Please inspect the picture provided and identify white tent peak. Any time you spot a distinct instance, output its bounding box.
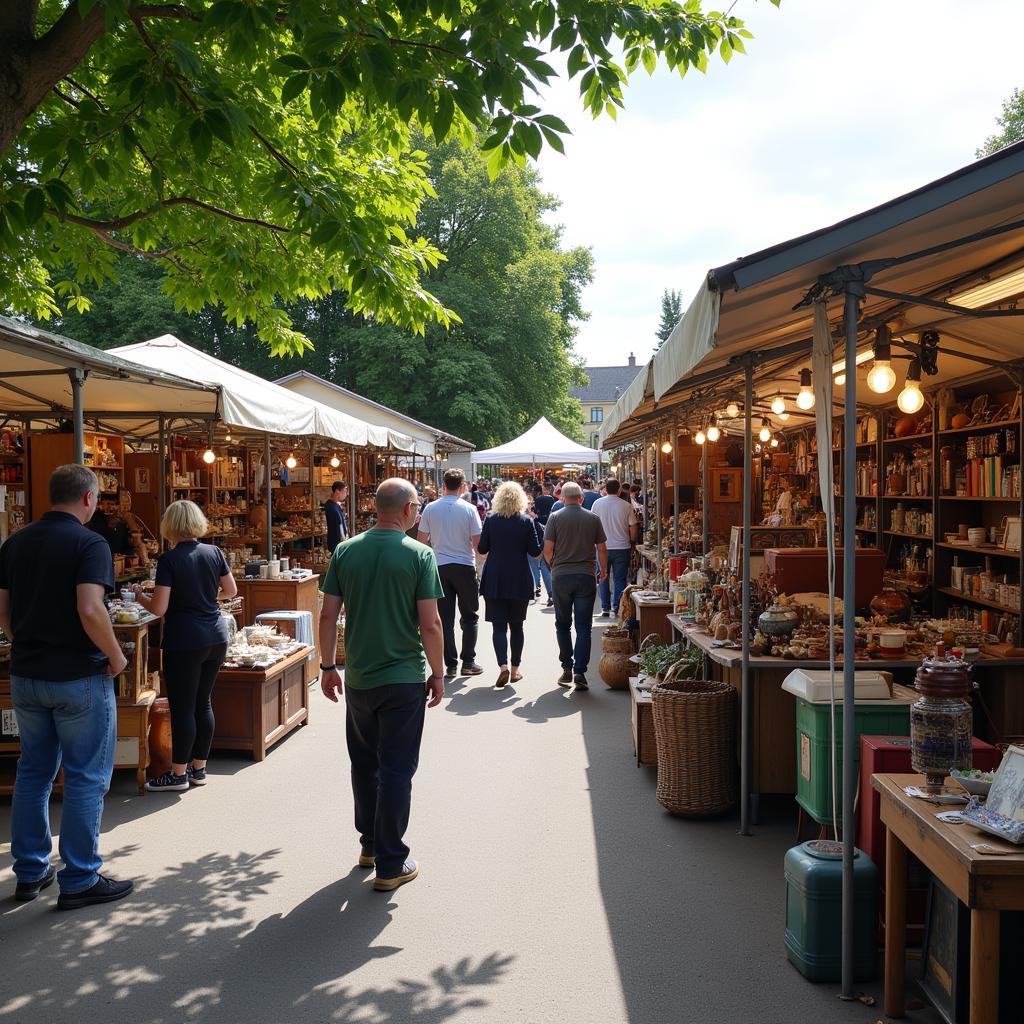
[472,417,599,465]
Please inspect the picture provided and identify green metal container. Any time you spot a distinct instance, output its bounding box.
[784,840,878,982]
[795,696,911,825]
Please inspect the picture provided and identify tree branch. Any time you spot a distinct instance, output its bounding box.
[62,195,291,233]
[0,0,39,42]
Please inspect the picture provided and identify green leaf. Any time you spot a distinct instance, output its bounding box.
[567,44,588,76]
[281,73,309,105]
[23,188,47,225]
[273,53,312,74]
[534,113,569,133]
[204,108,234,146]
[539,125,565,154]
[188,119,213,163]
[169,40,202,77]
[431,91,455,140]
[642,47,657,75]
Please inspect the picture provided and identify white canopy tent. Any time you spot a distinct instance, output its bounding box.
[471,417,599,465]
[111,336,396,449]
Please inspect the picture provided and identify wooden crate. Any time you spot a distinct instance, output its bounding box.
[629,678,657,767]
[113,616,155,705]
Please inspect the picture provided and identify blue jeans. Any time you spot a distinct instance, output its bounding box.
[599,548,631,614]
[10,674,116,893]
[530,555,553,599]
[553,573,597,674]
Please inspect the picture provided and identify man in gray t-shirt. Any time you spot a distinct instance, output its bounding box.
[543,482,608,690]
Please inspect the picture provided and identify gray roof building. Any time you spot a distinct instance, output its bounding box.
[570,353,642,405]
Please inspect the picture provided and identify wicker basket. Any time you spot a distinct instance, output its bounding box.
[652,672,737,817]
[336,619,346,666]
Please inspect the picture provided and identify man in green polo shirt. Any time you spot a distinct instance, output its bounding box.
[318,478,444,892]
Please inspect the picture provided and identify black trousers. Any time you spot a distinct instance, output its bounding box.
[162,642,228,764]
[438,563,479,669]
[345,684,426,877]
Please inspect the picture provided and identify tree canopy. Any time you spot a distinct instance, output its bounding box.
[655,287,683,348]
[48,135,591,448]
[1,0,777,353]
[977,87,1024,158]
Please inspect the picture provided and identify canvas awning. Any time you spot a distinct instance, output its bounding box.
[602,139,1024,446]
[472,417,599,464]
[111,336,391,448]
[0,316,218,435]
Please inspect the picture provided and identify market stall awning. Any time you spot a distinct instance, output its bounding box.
[0,316,218,433]
[111,336,390,448]
[472,417,599,464]
[274,370,474,457]
[603,139,1024,445]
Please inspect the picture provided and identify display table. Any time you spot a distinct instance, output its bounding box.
[211,646,311,760]
[628,677,656,767]
[634,594,674,645]
[235,575,321,658]
[873,773,1024,1024]
[116,688,156,794]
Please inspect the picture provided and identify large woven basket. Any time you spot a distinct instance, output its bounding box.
[652,673,737,817]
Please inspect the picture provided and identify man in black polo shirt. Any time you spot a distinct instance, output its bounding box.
[0,465,134,909]
[324,480,349,551]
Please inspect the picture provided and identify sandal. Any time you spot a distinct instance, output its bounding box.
[510,669,523,683]
[496,668,510,688]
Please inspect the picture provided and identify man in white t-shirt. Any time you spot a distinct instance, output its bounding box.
[418,468,484,679]
[591,478,637,618]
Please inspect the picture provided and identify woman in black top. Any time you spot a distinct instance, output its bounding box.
[133,501,237,792]
[476,482,541,688]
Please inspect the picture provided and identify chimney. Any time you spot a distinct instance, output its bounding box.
[628,352,636,368]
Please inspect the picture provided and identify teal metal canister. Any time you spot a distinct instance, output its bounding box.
[784,840,878,982]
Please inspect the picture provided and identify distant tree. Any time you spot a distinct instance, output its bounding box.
[977,87,1024,157]
[655,288,683,349]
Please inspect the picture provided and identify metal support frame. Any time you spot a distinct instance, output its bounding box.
[655,428,663,583]
[841,286,861,999]
[157,415,167,525]
[702,441,710,554]
[740,361,753,835]
[672,419,680,555]
[69,369,85,465]
[309,437,316,552]
[350,447,358,533]
[264,434,273,561]
[641,435,649,557]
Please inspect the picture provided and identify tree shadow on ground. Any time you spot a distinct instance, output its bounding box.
[0,845,513,1024]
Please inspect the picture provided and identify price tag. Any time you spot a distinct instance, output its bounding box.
[2,708,19,738]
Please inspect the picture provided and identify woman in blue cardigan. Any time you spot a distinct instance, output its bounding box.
[477,482,542,687]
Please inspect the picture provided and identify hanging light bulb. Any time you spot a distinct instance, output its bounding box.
[660,440,673,455]
[755,442,763,453]
[726,401,739,418]
[770,392,786,415]
[694,429,706,446]
[224,431,232,443]
[286,452,298,470]
[330,453,341,469]
[770,433,780,448]
[706,415,720,443]
[835,373,846,387]
[758,418,772,444]
[796,368,815,410]
[897,358,925,414]
[202,448,216,465]
[866,325,897,394]
[778,411,791,422]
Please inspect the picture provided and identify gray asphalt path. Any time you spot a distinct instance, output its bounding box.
[0,601,938,1024]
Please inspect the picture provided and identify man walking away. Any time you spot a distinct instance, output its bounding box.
[0,465,133,909]
[544,482,608,690]
[319,478,445,892]
[324,480,349,550]
[592,479,637,619]
[418,468,483,679]
[579,476,601,510]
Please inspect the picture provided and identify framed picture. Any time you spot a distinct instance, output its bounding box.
[1002,516,1021,553]
[134,467,150,493]
[713,468,742,502]
[986,743,1024,822]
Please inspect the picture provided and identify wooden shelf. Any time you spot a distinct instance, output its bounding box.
[936,542,1021,559]
[883,494,932,501]
[855,526,877,534]
[884,432,933,444]
[936,586,1020,615]
[939,418,1020,437]
[884,530,933,540]
[940,495,1020,502]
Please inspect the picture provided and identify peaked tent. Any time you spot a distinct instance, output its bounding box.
[471,417,599,465]
[111,335,396,449]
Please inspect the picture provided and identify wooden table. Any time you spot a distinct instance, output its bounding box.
[872,773,1024,1023]
[633,594,674,645]
[115,688,156,794]
[211,646,311,761]
[628,677,656,767]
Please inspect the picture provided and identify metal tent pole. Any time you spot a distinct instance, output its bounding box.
[740,361,754,835]
[309,437,316,552]
[69,369,85,465]
[672,419,680,555]
[702,441,710,554]
[641,435,649,554]
[841,287,861,998]
[158,415,167,522]
[350,447,358,533]
[264,435,273,561]
[655,427,663,584]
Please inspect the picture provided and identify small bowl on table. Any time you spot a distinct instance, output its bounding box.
[950,769,994,798]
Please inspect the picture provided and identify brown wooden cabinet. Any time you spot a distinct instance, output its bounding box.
[211,647,311,760]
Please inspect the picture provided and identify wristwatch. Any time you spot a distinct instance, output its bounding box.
[320,663,337,672]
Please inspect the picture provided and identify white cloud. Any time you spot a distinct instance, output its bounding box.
[538,0,1024,367]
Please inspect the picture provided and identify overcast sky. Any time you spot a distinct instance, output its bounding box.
[535,0,1024,369]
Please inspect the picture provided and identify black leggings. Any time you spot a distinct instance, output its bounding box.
[491,621,525,667]
[162,642,228,764]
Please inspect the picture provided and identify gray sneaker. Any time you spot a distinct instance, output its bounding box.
[557,668,573,687]
[573,674,589,690]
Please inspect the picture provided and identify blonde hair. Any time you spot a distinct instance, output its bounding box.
[492,481,528,518]
[161,499,209,542]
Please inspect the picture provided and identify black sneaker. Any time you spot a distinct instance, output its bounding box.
[145,770,188,793]
[573,674,589,690]
[600,610,611,618]
[534,588,541,598]
[187,764,207,787]
[443,666,457,681]
[557,668,573,687]
[57,874,134,911]
[15,865,56,902]
[461,662,484,676]
[546,598,554,607]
